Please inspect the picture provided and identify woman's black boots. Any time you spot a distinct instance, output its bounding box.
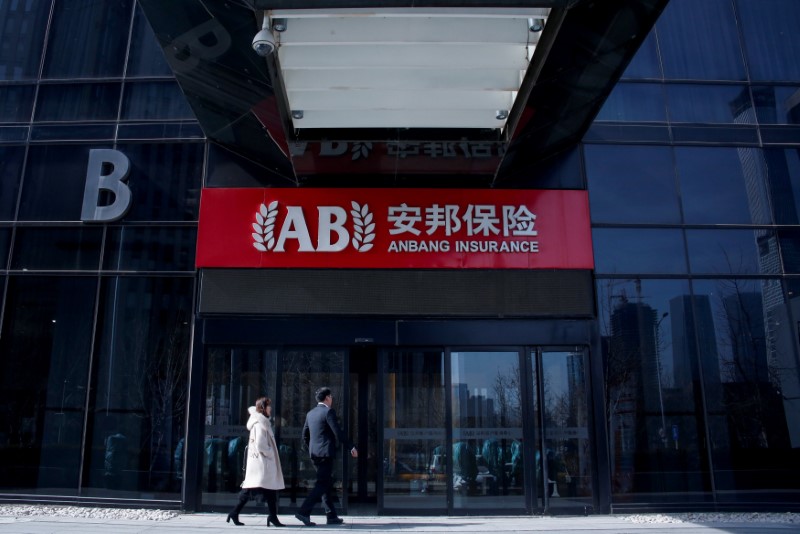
[265,490,285,527]
[226,492,248,526]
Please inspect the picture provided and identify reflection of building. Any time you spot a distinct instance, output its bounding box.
[670,295,720,392]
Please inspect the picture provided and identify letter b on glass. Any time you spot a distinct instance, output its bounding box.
[81,149,132,222]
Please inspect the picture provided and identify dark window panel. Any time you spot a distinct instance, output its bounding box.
[585,145,680,224]
[0,145,25,220]
[0,228,10,268]
[597,278,712,500]
[596,83,667,122]
[0,126,29,142]
[686,229,780,275]
[18,144,111,221]
[670,125,759,144]
[0,0,51,80]
[30,124,116,141]
[763,148,800,225]
[691,278,797,494]
[592,228,688,274]
[778,229,800,274]
[126,3,173,77]
[121,81,194,120]
[752,86,800,125]
[11,227,103,271]
[35,83,122,122]
[583,124,672,144]
[117,122,204,140]
[43,0,134,79]
[118,142,203,222]
[657,0,745,80]
[206,142,295,188]
[0,85,36,122]
[621,29,662,80]
[760,127,800,145]
[498,146,583,189]
[666,85,754,124]
[737,0,800,82]
[81,276,192,498]
[103,226,197,271]
[0,276,96,494]
[676,147,771,224]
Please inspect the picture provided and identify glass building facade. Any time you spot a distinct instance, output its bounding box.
[0,0,798,515]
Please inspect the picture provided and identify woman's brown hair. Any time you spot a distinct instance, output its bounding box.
[255,396,271,414]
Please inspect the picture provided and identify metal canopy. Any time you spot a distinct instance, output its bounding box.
[137,0,669,184]
[270,8,550,130]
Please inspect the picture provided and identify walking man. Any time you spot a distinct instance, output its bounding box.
[295,387,357,526]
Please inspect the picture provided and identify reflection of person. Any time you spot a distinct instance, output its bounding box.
[104,429,128,489]
[295,387,357,526]
[226,397,286,527]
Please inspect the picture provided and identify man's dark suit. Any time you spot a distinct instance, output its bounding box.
[298,403,352,518]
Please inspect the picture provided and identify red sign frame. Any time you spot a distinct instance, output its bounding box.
[196,188,594,270]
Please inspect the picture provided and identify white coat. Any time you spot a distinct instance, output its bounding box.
[241,406,285,490]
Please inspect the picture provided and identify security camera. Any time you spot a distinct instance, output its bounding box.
[252,27,276,56]
[528,18,545,32]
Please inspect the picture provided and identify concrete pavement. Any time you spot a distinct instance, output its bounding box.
[0,512,798,534]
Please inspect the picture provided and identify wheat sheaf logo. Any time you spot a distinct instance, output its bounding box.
[350,201,375,252]
[251,200,376,253]
[252,201,278,252]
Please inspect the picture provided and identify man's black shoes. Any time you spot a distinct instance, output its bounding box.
[326,516,344,525]
[294,513,316,526]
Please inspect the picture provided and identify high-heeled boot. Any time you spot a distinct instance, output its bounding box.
[226,491,248,526]
[265,490,285,527]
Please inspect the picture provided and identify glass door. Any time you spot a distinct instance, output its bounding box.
[539,348,593,511]
[381,350,447,512]
[450,351,527,513]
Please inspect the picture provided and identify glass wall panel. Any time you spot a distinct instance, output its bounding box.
[11,227,102,271]
[657,0,745,80]
[592,228,687,274]
[595,83,666,122]
[43,0,134,79]
[0,85,36,122]
[118,142,203,222]
[691,279,800,500]
[763,148,800,225]
[127,3,173,77]
[82,276,192,499]
[585,145,680,224]
[383,351,446,510]
[279,349,345,513]
[0,276,96,495]
[0,228,9,268]
[597,278,712,503]
[541,349,592,509]
[675,147,772,225]
[621,30,661,80]
[0,146,24,220]
[737,0,800,82]
[778,229,800,274]
[35,83,122,122]
[0,0,52,80]
[450,351,525,512]
[121,82,195,120]
[201,348,279,507]
[752,86,800,125]
[686,229,781,275]
[666,85,754,124]
[103,226,197,271]
[18,144,111,221]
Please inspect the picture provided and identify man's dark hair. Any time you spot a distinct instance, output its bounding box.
[315,387,332,403]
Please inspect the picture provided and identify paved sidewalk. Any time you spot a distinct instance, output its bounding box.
[0,513,798,534]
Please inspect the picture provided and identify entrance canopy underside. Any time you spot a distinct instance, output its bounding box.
[138,0,668,184]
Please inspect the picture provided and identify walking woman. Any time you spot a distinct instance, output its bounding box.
[226,396,285,527]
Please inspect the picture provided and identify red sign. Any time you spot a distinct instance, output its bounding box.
[196,188,594,269]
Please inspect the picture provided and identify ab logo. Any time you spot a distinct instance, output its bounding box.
[252,201,375,253]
